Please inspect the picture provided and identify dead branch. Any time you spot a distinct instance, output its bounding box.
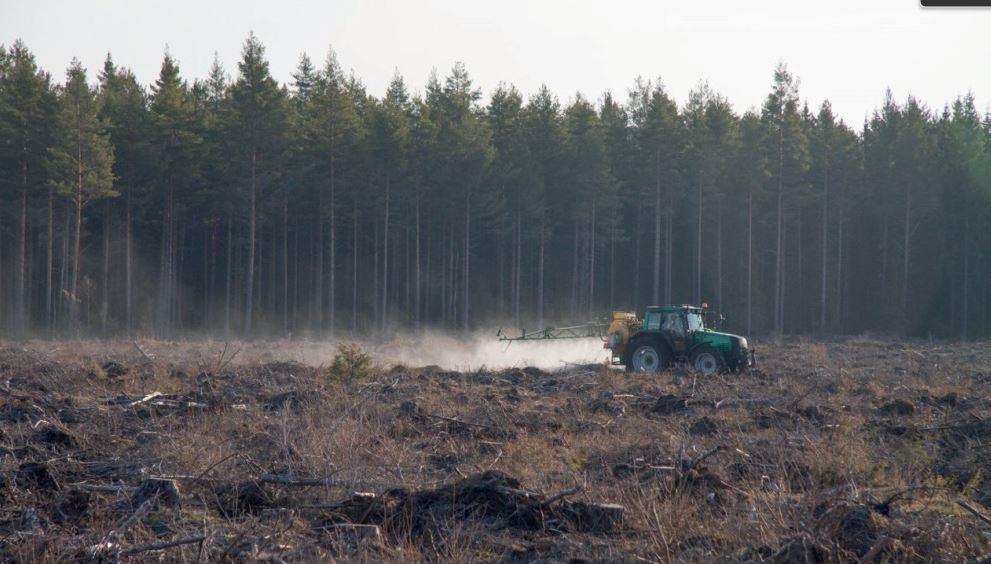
[121,535,207,556]
[113,499,154,535]
[260,474,345,487]
[132,341,155,363]
[421,411,502,431]
[685,445,724,473]
[75,483,137,494]
[129,391,163,407]
[956,499,991,527]
[715,397,774,409]
[260,473,391,492]
[216,343,242,373]
[857,536,899,564]
[537,486,582,509]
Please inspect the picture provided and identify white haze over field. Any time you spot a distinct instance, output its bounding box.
[26,331,612,372]
[367,332,610,371]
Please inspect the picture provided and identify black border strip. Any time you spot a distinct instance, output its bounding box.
[922,0,991,5]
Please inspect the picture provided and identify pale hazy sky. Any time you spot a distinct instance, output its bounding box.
[2,0,988,125]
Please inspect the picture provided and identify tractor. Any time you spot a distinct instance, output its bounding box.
[497,304,754,375]
[605,305,754,374]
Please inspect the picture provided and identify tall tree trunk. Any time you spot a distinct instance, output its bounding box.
[292,220,300,331]
[633,205,641,308]
[962,206,969,337]
[716,199,722,313]
[589,201,596,319]
[571,219,579,316]
[283,198,289,334]
[820,158,829,333]
[880,215,889,319]
[835,180,844,333]
[314,181,324,331]
[329,163,336,336]
[101,201,110,334]
[902,184,911,321]
[46,186,54,333]
[653,150,661,304]
[352,201,358,334]
[15,161,27,333]
[206,224,214,329]
[774,127,784,336]
[695,178,702,305]
[797,213,804,330]
[382,175,390,331]
[71,187,82,333]
[225,210,233,336]
[609,224,615,309]
[59,201,71,331]
[537,212,545,329]
[514,208,521,326]
[373,216,380,327]
[415,194,421,330]
[158,183,173,336]
[125,184,133,335]
[747,188,753,335]
[464,189,470,330]
[665,192,673,304]
[440,225,446,323]
[244,151,257,335]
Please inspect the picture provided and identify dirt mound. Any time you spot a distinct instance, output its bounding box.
[315,471,623,537]
[878,399,915,416]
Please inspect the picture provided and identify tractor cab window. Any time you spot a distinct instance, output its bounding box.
[662,313,685,337]
[644,312,662,330]
[686,312,704,332]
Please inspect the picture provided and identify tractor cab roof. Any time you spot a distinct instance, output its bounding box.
[645,305,703,313]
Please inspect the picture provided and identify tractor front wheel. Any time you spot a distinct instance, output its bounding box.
[691,346,725,376]
[629,344,668,373]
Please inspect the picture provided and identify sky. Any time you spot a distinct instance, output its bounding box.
[1,0,989,125]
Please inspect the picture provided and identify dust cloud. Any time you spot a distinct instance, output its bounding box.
[367,331,611,371]
[19,330,611,372]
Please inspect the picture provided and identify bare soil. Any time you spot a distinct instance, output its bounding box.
[1,337,990,562]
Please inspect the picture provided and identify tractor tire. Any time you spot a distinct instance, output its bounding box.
[691,346,725,376]
[628,342,670,373]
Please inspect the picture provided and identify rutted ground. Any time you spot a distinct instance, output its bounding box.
[0,338,990,561]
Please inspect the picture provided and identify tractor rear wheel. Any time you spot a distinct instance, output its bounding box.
[691,346,725,376]
[629,343,669,373]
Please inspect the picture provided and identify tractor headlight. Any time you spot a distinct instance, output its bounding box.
[738,338,748,350]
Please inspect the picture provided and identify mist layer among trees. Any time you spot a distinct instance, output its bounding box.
[0,34,989,339]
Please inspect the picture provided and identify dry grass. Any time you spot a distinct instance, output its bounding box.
[0,337,990,561]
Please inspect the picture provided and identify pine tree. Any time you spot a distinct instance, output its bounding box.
[599,91,631,311]
[98,55,152,335]
[228,32,288,335]
[307,47,360,334]
[761,62,809,336]
[520,86,564,327]
[149,51,203,335]
[629,78,681,307]
[48,59,116,332]
[487,83,528,324]
[733,111,769,334]
[564,93,616,318]
[0,40,56,333]
[683,83,737,310]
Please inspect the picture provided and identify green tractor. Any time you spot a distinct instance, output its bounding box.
[497,304,754,375]
[604,305,754,374]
